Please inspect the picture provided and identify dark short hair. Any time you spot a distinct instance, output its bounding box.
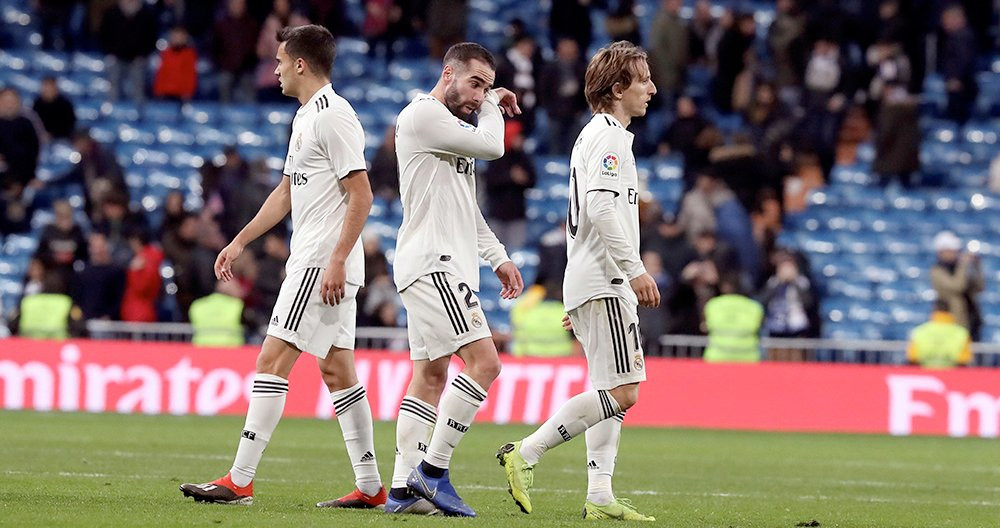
[443,42,496,71]
[277,24,336,78]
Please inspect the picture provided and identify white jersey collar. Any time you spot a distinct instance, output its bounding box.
[297,83,334,115]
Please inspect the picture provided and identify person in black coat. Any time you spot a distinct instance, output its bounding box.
[485,121,536,250]
[0,88,40,192]
[32,78,76,140]
[72,233,126,321]
[939,5,978,124]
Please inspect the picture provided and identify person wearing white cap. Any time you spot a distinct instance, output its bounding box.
[930,230,984,340]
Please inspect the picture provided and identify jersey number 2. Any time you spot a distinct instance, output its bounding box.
[457,282,479,309]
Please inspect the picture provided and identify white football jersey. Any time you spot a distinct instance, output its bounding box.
[563,113,641,310]
[282,84,367,285]
[393,91,510,292]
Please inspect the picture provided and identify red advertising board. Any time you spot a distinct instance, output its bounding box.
[0,339,997,438]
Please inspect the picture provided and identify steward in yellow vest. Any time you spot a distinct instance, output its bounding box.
[703,287,764,363]
[18,292,75,339]
[907,308,972,368]
[189,285,245,347]
[511,285,573,357]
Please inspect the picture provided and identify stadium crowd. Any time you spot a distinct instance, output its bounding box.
[0,0,996,355]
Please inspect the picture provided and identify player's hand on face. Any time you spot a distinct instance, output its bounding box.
[492,87,521,117]
[495,261,524,299]
[214,242,244,282]
[562,314,573,331]
[321,261,347,305]
[630,273,661,308]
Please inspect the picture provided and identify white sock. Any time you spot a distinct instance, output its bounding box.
[391,396,436,489]
[423,373,487,469]
[330,383,382,496]
[585,412,624,505]
[230,373,288,487]
[519,390,621,466]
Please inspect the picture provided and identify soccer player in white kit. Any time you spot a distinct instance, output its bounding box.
[497,41,660,521]
[180,25,387,509]
[383,42,524,517]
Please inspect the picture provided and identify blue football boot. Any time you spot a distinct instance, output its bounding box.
[406,465,476,517]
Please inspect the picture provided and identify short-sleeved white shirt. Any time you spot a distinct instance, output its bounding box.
[282,84,367,285]
[563,113,641,310]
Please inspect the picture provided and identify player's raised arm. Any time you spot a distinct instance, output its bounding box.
[216,177,291,281]
[412,89,505,160]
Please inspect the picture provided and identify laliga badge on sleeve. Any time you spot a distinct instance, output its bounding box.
[600,152,620,181]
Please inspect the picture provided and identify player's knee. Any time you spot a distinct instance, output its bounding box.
[469,356,501,385]
[419,367,449,394]
[609,384,640,411]
[318,364,345,391]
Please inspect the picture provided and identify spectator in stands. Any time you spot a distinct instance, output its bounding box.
[66,129,125,220]
[534,223,568,293]
[486,121,536,250]
[766,0,806,97]
[99,0,158,102]
[873,84,920,188]
[605,0,642,46]
[495,34,539,134]
[866,38,910,107]
[931,231,984,341]
[939,4,978,124]
[800,37,847,178]
[249,229,288,333]
[703,277,763,362]
[659,96,707,161]
[907,300,972,368]
[201,145,249,203]
[32,78,77,140]
[648,0,688,106]
[368,125,399,200]
[362,0,402,65]
[120,228,162,322]
[36,0,80,51]
[153,26,198,102]
[538,36,587,154]
[72,233,125,321]
[159,190,188,239]
[255,0,310,101]
[713,12,755,113]
[549,0,593,55]
[23,258,50,298]
[637,251,670,353]
[188,215,228,301]
[686,0,714,64]
[162,213,198,316]
[0,88,41,192]
[642,212,696,283]
[93,192,145,267]
[35,200,87,288]
[710,132,771,215]
[743,83,796,165]
[0,184,31,236]
[759,250,815,361]
[213,0,261,103]
[426,0,467,59]
[357,231,401,327]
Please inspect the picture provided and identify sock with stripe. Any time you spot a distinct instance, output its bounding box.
[391,396,437,490]
[330,383,382,496]
[230,373,288,487]
[518,389,621,466]
[423,373,488,470]
[585,411,624,506]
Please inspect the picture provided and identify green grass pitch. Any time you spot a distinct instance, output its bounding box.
[1,411,997,527]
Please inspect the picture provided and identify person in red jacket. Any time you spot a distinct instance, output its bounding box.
[153,26,198,101]
[121,229,163,322]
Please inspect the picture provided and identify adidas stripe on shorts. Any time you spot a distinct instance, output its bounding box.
[400,271,492,361]
[267,266,360,358]
[568,296,647,390]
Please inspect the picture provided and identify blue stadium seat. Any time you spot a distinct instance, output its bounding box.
[116,123,157,145]
[182,101,221,125]
[143,100,182,124]
[3,234,38,257]
[220,104,259,127]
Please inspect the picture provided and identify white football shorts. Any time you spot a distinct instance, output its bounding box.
[568,296,647,390]
[267,266,359,358]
